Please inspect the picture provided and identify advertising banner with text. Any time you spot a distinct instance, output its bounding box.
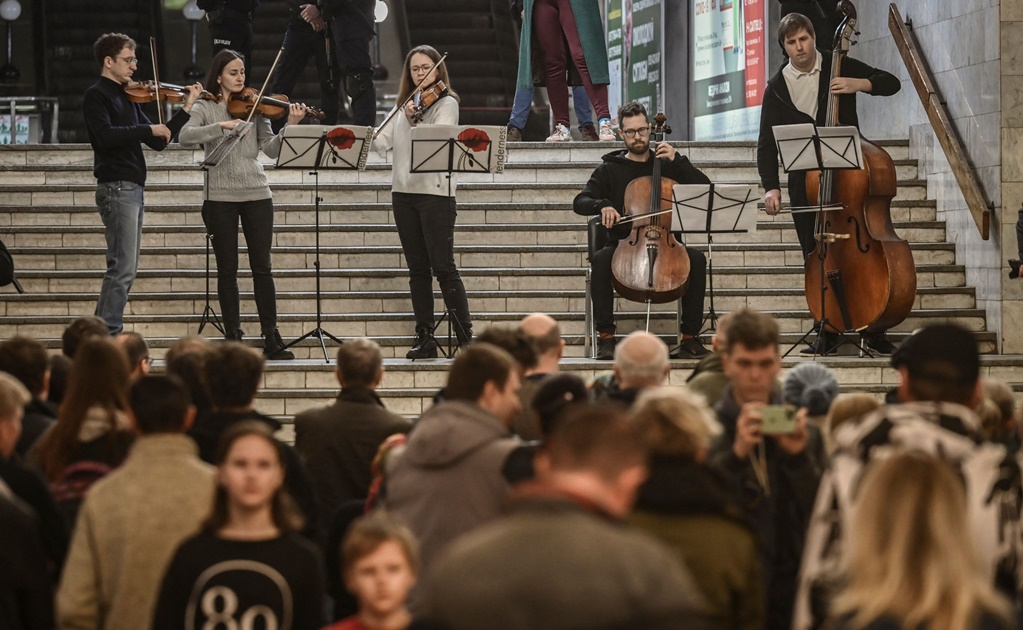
[606,0,665,121]
[692,0,767,140]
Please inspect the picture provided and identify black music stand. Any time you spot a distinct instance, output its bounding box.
[196,122,254,335]
[671,183,759,337]
[773,122,864,358]
[408,124,508,359]
[276,124,373,362]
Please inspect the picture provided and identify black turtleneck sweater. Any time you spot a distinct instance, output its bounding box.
[82,76,191,186]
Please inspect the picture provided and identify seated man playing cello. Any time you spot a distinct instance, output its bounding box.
[574,101,712,361]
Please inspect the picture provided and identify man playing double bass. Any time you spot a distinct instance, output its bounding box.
[575,102,712,361]
[758,12,901,355]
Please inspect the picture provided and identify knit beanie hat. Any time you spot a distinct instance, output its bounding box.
[783,362,840,416]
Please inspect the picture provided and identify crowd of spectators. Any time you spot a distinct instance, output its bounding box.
[1,309,1022,630]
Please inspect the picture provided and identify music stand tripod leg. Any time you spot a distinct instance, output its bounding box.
[281,164,344,363]
[699,235,719,336]
[197,232,224,335]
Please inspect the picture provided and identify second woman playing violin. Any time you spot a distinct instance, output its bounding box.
[374,45,474,358]
[179,48,308,360]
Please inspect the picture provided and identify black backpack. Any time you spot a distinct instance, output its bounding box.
[0,239,23,293]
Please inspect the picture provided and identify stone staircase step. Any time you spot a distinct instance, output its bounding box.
[0,261,968,296]
[3,241,957,271]
[0,285,975,319]
[0,140,912,167]
[0,198,942,228]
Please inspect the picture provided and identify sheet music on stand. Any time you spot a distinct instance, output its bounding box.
[276,125,374,170]
[773,123,863,172]
[671,184,759,234]
[200,121,254,169]
[410,125,508,174]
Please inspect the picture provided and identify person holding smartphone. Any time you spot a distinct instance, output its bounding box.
[707,308,827,630]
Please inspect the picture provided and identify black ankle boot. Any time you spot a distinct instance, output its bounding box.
[224,328,244,342]
[456,325,473,350]
[406,326,438,359]
[262,328,295,360]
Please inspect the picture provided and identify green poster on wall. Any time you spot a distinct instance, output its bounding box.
[606,0,663,121]
[623,0,663,115]
[605,0,625,122]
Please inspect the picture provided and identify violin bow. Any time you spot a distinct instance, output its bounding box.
[375,52,449,135]
[245,47,286,125]
[149,37,164,125]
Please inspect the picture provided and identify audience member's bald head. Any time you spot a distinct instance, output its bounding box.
[614,331,670,389]
[518,313,563,374]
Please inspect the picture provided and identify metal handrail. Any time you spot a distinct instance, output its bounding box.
[888,3,991,240]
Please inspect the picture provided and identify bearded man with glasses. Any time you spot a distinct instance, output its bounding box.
[574,101,713,361]
[83,33,201,334]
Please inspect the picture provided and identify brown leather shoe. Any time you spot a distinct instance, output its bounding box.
[507,126,523,142]
[579,124,598,141]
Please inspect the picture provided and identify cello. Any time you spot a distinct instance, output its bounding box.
[804,0,915,334]
[611,113,691,304]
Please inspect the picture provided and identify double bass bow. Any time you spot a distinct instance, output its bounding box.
[611,113,691,304]
[804,0,915,334]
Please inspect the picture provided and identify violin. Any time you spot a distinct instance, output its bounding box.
[610,113,691,304]
[124,80,215,104]
[411,81,449,124]
[804,0,915,333]
[226,87,326,121]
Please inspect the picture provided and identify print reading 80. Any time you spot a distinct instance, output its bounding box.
[202,586,278,630]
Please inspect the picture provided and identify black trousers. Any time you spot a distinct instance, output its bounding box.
[271,26,340,132]
[202,199,278,332]
[591,242,707,336]
[392,192,472,338]
[209,10,254,78]
[788,171,819,258]
[330,5,376,126]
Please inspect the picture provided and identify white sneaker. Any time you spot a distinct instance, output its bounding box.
[545,123,572,142]
[598,118,615,141]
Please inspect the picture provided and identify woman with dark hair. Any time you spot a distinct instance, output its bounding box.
[179,48,307,360]
[153,421,325,630]
[374,45,473,359]
[31,337,134,528]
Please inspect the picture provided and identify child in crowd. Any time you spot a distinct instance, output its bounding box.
[327,511,418,630]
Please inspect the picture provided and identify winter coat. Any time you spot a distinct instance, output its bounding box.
[424,482,707,630]
[56,435,215,630]
[294,387,411,524]
[385,400,519,607]
[631,457,765,630]
[516,0,610,89]
[710,384,826,630]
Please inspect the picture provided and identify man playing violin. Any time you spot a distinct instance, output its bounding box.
[574,101,712,361]
[757,12,900,355]
[83,33,202,334]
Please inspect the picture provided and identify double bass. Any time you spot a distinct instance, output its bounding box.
[804,0,915,334]
[611,113,690,303]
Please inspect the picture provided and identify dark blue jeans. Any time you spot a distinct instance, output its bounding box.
[202,198,278,333]
[509,85,594,131]
[271,26,340,132]
[94,181,145,334]
[391,192,472,338]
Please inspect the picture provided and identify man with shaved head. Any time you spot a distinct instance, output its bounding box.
[512,314,566,440]
[610,331,671,406]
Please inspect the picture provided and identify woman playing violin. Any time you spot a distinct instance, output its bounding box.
[373,45,474,358]
[179,49,309,360]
